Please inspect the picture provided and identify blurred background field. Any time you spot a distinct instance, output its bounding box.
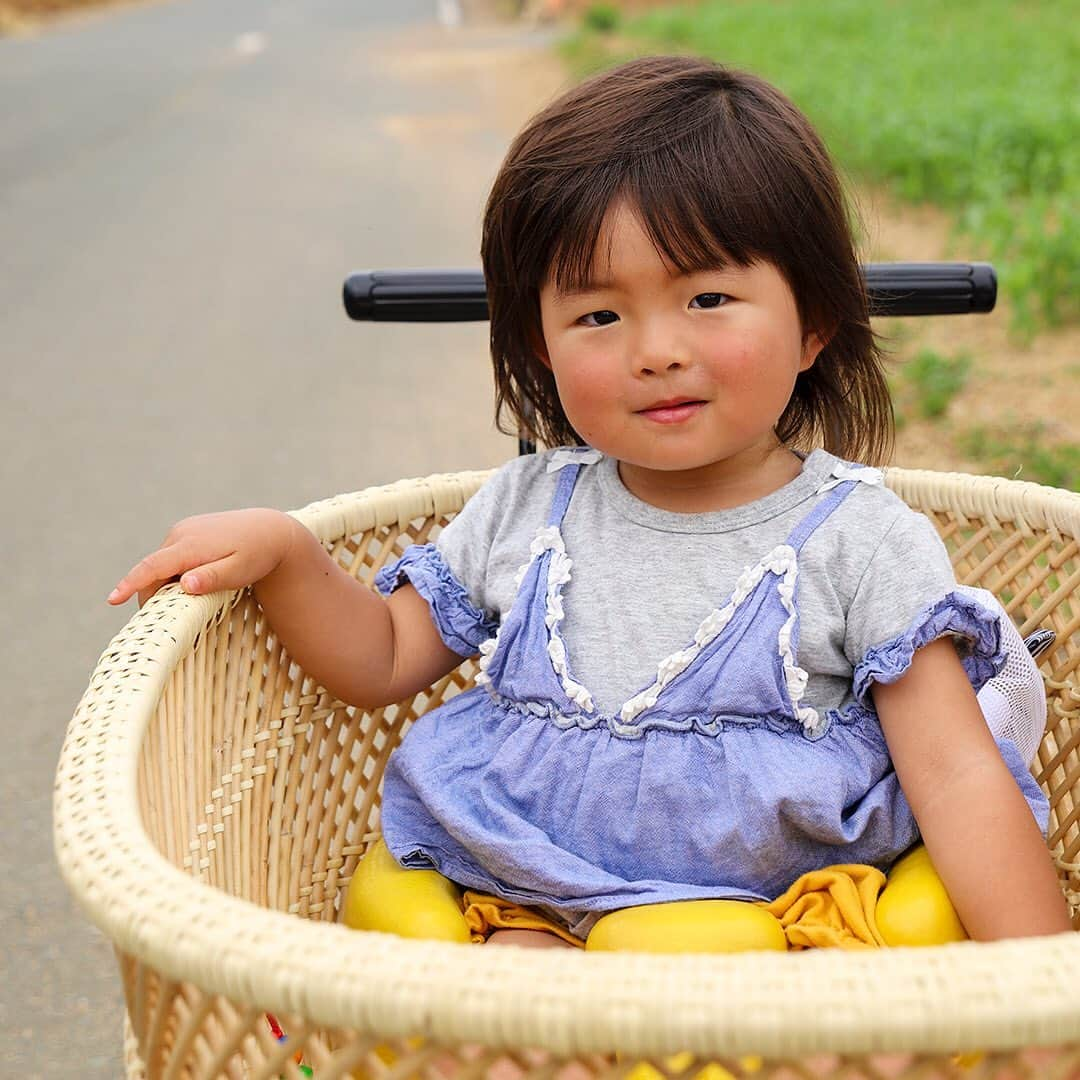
[557,0,1080,488]
[3,0,1076,491]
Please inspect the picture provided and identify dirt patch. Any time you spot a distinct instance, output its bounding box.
[859,188,1079,479]
[0,0,160,32]
[3,0,111,10]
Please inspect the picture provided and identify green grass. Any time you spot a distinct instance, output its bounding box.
[582,2,621,31]
[901,348,972,419]
[562,0,1079,335]
[887,346,970,432]
[958,424,1080,489]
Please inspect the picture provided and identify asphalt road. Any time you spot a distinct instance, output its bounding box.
[0,2,557,1074]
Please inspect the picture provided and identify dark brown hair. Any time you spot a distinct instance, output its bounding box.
[481,55,893,465]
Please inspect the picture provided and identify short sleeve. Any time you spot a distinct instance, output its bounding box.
[846,509,1006,705]
[372,457,539,658]
[375,544,498,658]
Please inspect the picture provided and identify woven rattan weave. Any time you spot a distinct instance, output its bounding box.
[55,466,1080,1079]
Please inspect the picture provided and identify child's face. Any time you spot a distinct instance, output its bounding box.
[537,201,824,495]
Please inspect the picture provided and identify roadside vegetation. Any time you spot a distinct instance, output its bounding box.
[567,0,1077,337]
[565,0,1078,488]
[891,349,972,424]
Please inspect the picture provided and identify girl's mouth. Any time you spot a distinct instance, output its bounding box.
[636,399,707,424]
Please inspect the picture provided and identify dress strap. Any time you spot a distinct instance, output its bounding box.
[546,464,583,526]
[784,464,885,552]
[544,448,601,527]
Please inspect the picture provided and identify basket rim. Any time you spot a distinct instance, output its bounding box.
[54,467,1080,1057]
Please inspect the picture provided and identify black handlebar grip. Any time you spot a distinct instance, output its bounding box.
[862,262,996,316]
[343,269,488,322]
[344,263,996,322]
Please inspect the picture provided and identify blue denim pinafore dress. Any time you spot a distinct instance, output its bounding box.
[376,455,1047,936]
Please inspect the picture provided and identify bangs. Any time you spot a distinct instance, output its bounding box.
[545,99,787,294]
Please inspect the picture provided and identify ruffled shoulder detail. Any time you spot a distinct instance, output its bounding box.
[545,447,603,473]
[375,543,499,658]
[852,588,1006,706]
[815,461,885,493]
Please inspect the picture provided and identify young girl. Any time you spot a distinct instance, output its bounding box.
[109,56,1070,952]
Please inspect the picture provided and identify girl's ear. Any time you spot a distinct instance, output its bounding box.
[799,329,828,372]
[530,329,552,370]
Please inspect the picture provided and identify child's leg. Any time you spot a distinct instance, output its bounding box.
[585,899,787,953]
[342,837,472,942]
[487,929,576,948]
[876,844,968,947]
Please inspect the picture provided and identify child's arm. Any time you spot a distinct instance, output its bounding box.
[872,636,1072,940]
[252,519,465,707]
[108,509,466,709]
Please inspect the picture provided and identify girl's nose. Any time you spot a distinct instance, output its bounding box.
[638,357,685,376]
[633,317,689,376]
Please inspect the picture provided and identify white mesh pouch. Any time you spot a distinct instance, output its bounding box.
[964,586,1047,766]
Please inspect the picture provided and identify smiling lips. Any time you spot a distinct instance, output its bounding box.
[636,397,707,424]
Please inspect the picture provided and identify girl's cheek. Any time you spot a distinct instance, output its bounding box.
[577,379,621,423]
[713,334,766,390]
[558,355,614,401]
[560,387,600,432]
[557,384,613,445]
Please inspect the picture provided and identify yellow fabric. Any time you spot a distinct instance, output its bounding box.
[354,838,959,956]
[461,890,584,947]
[464,863,888,951]
[757,863,888,950]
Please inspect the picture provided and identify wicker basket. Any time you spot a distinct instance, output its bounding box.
[55,466,1080,1080]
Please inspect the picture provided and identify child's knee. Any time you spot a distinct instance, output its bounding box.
[876,844,968,947]
[342,838,471,943]
[585,899,788,953]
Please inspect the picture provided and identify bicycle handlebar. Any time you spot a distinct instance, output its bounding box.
[343,263,996,322]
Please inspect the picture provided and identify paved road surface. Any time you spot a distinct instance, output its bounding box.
[0,2,560,1073]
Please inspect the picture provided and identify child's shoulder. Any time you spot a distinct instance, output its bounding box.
[817,453,915,515]
[815,452,945,557]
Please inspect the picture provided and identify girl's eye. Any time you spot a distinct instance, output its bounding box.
[578,310,619,327]
[690,293,729,309]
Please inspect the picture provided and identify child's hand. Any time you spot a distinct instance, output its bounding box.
[107,508,298,608]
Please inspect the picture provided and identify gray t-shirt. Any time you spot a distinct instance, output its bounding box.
[435,447,959,719]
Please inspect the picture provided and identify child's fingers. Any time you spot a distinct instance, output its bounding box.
[175,553,244,597]
[108,542,212,606]
[108,556,172,606]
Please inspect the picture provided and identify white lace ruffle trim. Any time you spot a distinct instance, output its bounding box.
[476,525,595,713]
[479,528,822,735]
[476,448,601,711]
[474,457,870,735]
[618,543,822,736]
